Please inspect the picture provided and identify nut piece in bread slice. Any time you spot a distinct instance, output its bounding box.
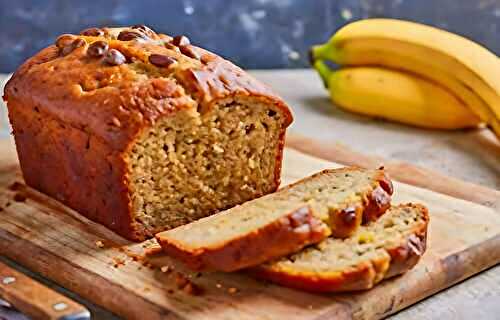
[250,203,429,292]
[155,167,393,272]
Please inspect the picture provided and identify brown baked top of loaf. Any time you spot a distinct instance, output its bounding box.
[3,25,293,150]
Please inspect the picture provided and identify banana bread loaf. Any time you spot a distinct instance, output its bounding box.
[250,203,429,292]
[156,167,393,272]
[3,25,293,241]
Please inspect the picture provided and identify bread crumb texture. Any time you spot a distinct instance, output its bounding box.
[128,100,285,235]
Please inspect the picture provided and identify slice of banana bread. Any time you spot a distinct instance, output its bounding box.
[3,25,292,241]
[251,204,429,292]
[155,167,393,272]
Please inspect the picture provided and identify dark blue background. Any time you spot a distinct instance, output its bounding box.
[0,0,499,72]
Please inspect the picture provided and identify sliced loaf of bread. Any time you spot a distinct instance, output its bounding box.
[250,203,429,292]
[155,167,393,272]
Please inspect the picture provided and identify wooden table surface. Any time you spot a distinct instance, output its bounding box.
[1,70,499,319]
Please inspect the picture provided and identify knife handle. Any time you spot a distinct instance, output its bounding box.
[0,261,90,320]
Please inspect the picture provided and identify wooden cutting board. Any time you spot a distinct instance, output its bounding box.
[0,144,499,320]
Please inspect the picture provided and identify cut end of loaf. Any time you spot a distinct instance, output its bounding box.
[126,98,288,239]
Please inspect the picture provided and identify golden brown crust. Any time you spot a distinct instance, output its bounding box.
[384,205,429,279]
[156,206,331,272]
[3,26,292,241]
[250,204,429,293]
[6,102,141,239]
[248,257,390,293]
[4,29,292,150]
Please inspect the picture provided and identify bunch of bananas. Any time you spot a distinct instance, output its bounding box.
[310,19,500,138]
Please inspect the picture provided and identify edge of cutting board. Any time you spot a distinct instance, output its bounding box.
[285,133,500,208]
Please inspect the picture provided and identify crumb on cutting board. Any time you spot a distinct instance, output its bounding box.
[161,265,173,273]
[228,287,238,294]
[95,240,105,248]
[13,193,27,202]
[175,272,204,296]
[112,257,125,268]
[183,282,203,296]
[8,182,23,191]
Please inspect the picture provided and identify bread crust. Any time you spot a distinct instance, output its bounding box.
[156,206,331,272]
[250,204,429,292]
[3,26,292,241]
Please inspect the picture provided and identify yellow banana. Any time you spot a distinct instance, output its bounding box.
[310,18,500,139]
[314,64,480,129]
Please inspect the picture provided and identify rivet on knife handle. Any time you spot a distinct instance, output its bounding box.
[0,261,91,320]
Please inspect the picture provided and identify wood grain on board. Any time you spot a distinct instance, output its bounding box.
[0,143,499,320]
[286,133,500,209]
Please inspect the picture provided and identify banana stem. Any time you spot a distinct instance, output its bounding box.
[313,60,333,88]
[310,43,337,62]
